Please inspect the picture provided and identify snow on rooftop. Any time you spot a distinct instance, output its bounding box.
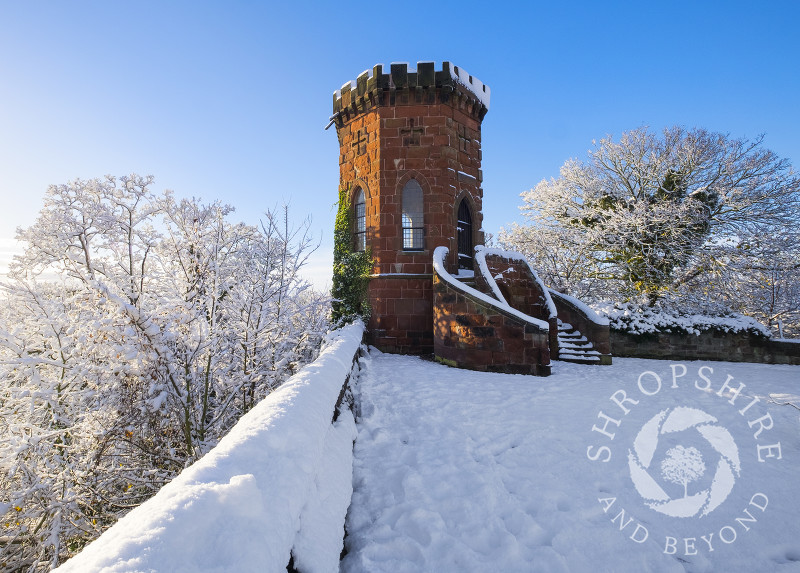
[334,79,356,98]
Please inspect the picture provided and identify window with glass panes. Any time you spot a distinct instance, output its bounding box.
[354,188,366,251]
[457,198,473,268]
[402,180,424,250]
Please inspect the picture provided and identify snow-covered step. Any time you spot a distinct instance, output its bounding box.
[558,336,591,343]
[559,330,581,337]
[449,273,477,289]
[560,347,595,354]
[558,353,601,363]
[559,349,601,358]
[560,345,600,355]
[559,340,594,349]
[556,319,602,365]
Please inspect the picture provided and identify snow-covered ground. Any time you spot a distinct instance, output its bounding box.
[343,352,800,572]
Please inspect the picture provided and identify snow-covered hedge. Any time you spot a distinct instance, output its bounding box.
[592,302,771,337]
[54,322,365,573]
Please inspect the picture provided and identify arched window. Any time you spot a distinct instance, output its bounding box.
[457,198,473,268]
[353,188,366,251]
[402,180,424,250]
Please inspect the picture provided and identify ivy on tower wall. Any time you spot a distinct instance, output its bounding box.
[331,186,372,323]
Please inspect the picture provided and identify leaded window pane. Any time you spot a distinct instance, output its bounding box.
[457,198,473,268]
[354,188,366,251]
[402,180,424,250]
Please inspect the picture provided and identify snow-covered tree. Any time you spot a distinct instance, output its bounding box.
[701,231,800,337]
[0,175,330,571]
[500,126,800,311]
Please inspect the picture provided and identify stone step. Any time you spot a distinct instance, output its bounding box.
[558,334,588,343]
[559,341,596,350]
[563,348,601,356]
[556,318,607,364]
[559,349,600,357]
[559,353,601,363]
[556,320,602,363]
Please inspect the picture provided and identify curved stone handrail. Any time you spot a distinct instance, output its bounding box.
[547,288,609,326]
[474,246,558,320]
[434,247,549,330]
[433,247,551,376]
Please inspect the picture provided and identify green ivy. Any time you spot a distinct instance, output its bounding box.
[331,186,372,323]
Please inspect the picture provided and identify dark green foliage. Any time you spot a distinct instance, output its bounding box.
[331,187,372,322]
[571,168,718,302]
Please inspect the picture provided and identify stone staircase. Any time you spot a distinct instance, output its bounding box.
[557,320,602,364]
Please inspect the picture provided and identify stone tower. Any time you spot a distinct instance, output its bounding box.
[331,62,490,354]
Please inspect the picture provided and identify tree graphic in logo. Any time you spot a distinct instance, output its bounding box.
[628,407,740,518]
[660,445,706,499]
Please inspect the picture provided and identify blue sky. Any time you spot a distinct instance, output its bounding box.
[2,1,799,288]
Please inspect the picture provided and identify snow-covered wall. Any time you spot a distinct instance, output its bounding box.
[432,247,551,376]
[474,246,558,320]
[434,247,548,330]
[609,326,800,365]
[548,288,612,361]
[54,322,366,573]
[549,289,609,327]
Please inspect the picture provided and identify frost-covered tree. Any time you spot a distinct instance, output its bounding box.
[498,219,603,300]
[661,446,706,498]
[702,231,800,337]
[500,126,800,309]
[0,175,330,571]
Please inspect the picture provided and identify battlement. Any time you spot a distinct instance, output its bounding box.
[331,61,490,125]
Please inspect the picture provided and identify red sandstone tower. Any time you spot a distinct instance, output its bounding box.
[331,62,490,354]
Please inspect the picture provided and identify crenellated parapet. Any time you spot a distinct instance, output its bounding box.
[331,62,490,128]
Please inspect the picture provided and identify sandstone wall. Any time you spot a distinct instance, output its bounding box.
[610,329,800,365]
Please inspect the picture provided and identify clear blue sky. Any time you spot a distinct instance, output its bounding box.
[2,1,799,287]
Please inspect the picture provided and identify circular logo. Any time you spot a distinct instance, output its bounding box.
[627,406,741,518]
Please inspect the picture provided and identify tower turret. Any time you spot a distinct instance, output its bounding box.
[332,61,489,354]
